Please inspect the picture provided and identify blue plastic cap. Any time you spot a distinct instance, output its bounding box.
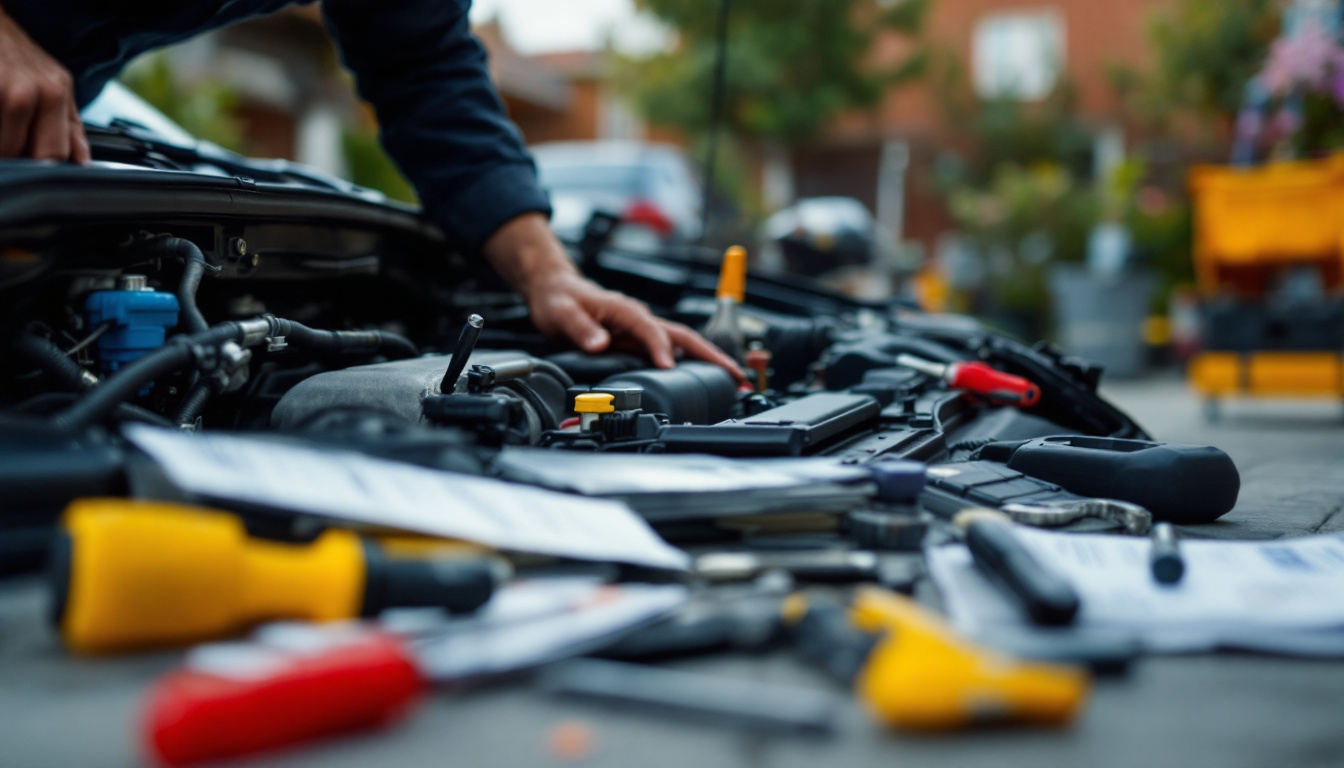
[84,289,180,371]
[868,459,928,501]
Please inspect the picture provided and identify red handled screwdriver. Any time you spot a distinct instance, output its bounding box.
[895,354,1041,407]
[142,581,688,766]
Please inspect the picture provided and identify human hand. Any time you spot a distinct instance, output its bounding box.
[0,8,90,163]
[482,213,746,380]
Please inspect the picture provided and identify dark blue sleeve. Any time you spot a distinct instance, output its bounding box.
[321,0,550,254]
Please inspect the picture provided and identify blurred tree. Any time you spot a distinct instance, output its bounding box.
[343,126,418,205]
[1112,0,1280,130]
[626,0,927,141]
[119,53,245,151]
[622,0,928,213]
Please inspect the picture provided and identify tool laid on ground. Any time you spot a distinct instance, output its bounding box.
[1149,523,1185,585]
[956,511,1080,626]
[539,658,837,734]
[785,586,1088,730]
[894,354,1041,406]
[144,579,688,766]
[53,499,505,653]
[973,435,1240,523]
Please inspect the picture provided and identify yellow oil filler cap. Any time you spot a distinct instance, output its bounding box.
[574,392,615,432]
[716,245,747,303]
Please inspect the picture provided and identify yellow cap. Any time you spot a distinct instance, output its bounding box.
[716,245,747,302]
[574,392,615,414]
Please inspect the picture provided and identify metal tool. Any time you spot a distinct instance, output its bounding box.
[1001,498,1152,535]
[963,517,1080,626]
[1150,522,1185,584]
[894,353,1041,406]
[539,658,836,733]
[440,313,484,393]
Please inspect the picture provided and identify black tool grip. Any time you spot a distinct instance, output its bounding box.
[983,436,1240,524]
[965,520,1079,626]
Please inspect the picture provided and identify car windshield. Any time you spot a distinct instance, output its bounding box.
[537,163,645,194]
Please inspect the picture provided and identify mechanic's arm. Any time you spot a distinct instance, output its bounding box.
[322,0,741,378]
[0,5,89,163]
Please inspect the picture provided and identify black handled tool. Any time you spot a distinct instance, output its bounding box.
[965,518,1080,626]
[1149,523,1185,585]
[440,314,484,393]
[975,435,1240,524]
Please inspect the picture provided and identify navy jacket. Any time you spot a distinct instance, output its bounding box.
[5,0,550,254]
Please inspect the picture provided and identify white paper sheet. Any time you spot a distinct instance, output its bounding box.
[123,425,689,571]
[927,526,1344,653]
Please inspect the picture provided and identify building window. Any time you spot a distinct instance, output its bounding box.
[972,10,1065,101]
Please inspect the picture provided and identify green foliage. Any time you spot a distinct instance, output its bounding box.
[341,127,418,205]
[624,0,929,142]
[1119,0,1281,128]
[118,53,245,151]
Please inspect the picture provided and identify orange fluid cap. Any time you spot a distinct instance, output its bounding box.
[716,246,748,302]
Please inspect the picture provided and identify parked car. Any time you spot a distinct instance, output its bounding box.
[531,140,704,248]
[764,196,888,278]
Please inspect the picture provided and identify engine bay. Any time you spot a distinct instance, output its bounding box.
[0,159,1159,573]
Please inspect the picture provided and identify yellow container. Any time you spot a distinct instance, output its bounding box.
[1189,352,1343,398]
[1190,158,1344,288]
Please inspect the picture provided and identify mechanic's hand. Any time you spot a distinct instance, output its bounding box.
[0,8,90,163]
[483,213,746,381]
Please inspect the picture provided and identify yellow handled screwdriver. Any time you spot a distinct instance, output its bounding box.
[52,498,507,654]
[784,586,1089,730]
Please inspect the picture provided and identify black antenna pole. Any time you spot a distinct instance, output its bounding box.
[699,0,730,246]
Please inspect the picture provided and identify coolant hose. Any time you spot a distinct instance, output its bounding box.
[12,333,99,392]
[142,237,211,334]
[51,316,418,432]
[51,324,243,432]
[269,317,418,360]
[175,382,214,428]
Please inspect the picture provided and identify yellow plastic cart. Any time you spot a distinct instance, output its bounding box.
[1187,158,1344,418]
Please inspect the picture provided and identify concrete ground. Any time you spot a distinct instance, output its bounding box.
[2,376,1342,768]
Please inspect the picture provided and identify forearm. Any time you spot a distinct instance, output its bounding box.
[481,213,580,297]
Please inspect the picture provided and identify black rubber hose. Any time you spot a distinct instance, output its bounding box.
[51,324,239,432]
[528,358,576,389]
[11,333,97,392]
[175,381,214,427]
[12,392,174,427]
[271,317,418,360]
[499,379,560,432]
[142,237,210,334]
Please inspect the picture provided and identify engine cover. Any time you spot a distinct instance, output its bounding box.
[271,352,564,430]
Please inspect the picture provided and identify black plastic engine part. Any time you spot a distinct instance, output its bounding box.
[0,427,126,574]
[546,351,647,384]
[976,435,1241,524]
[656,393,880,457]
[599,362,737,425]
[272,352,566,430]
[421,393,528,446]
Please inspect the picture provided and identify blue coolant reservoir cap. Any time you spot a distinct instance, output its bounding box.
[84,281,180,373]
[868,459,927,502]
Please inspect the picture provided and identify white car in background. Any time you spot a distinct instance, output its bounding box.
[531,140,704,249]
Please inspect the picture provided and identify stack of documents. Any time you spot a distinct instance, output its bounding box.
[492,450,877,522]
[927,526,1344,656]
[123,425,689,571]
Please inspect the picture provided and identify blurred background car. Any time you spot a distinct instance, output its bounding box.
[531,140,703,250]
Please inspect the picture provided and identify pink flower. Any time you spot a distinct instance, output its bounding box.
[1261,19,1344,96]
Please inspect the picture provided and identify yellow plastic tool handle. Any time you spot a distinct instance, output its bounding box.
[849,586,1089,730]
[58,499,364,654]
